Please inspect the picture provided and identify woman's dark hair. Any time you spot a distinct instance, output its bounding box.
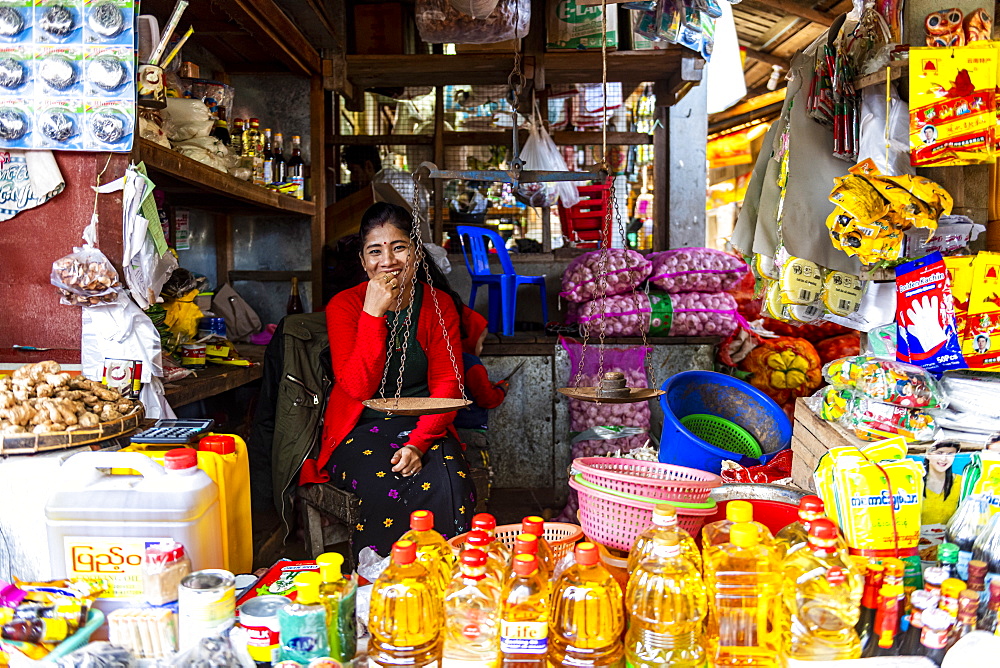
[360,202,467,339]
[923,440,960,499]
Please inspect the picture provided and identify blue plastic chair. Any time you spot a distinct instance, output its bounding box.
[456,225,549,336]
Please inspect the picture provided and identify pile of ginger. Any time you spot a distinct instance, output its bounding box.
[0,361,139,435]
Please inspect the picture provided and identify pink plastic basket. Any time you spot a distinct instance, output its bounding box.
[568,475,717,552]
[572,457,722,504]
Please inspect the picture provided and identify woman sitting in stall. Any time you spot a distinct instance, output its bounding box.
[298,202,476,562]
[921,440,963,526]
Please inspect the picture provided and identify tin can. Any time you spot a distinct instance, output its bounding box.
[181,343,207,368]
[239,595,291,663]
[178,569,236,651]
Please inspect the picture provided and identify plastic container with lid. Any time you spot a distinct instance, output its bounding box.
[142,540,192,605]
[117,433,252,573]
[45,450,224,625]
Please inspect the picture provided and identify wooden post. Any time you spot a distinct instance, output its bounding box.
[310,75,327,311]
[433,85,445,246]
[214,214,232,287]
[541,206,552,253]
[652,104,669,251]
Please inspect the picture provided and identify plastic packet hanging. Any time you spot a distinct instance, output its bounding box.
[36,0,82,44]
[51,245,122,306]
[905,215,984,257]
[822,355,947,408]
[0,97,32,147]
[822,270,865,317]
[0,44,32,93]
[83,0,134,46]
[86,99,133,149]
[895,251,967,373]
[38,45,83,96]
[515,123,557,207]
[36,98,82,148]
[777,254,824,305]
[0,0,32,44]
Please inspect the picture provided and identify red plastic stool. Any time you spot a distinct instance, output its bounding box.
[557,182,612,248]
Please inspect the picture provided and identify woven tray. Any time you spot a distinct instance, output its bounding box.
[0,405,146,455]
[557,387,665,403]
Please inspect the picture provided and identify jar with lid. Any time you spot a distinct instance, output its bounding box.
[143,541,193,605]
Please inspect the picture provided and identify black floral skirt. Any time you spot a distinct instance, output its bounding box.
[327,415,476,563]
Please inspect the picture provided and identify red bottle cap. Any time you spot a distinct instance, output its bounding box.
[465,530,492,548]
[522,516,545,537]
[392,540,417,565]
[472,513,496,532]
[807,518,839,541]
[575,542,598,566]
[513,554,539,576]
[514,533,539,555]
[460,549,487,568]
[146,542,186,563]
[799,495,824,514]
[198,435,236,455]
[410,510,434,531]
[164,448,197,470]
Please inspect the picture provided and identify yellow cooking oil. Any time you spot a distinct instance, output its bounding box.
[627,503,702,574]
[780,518,863,660]
[547,542,625,667]
[401,509,456,595]
[626,533,708,668]
[704,523,783,667]
[368,539,443,667]
[500,554,551,667]
[702,500,775,565]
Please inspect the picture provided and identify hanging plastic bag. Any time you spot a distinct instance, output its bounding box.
[50,215,122,306]
[858,83,914,177]
[515,123,558,207]
[416,0,529,44]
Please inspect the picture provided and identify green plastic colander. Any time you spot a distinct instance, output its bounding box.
[680,414,762,459]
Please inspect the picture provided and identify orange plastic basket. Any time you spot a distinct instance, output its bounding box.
[448,522,584,561]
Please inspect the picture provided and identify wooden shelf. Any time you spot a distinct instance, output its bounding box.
[345,50,700,89]
[163,345,266,408]
[134,139,316,216]
[854,60,908,89]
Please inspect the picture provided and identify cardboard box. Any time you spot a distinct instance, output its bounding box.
[546,0,618,50]
[353,3,410,55]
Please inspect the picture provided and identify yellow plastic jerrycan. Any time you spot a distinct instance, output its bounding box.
[118,434,253,573]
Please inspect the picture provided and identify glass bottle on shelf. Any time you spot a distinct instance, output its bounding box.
[272,132,287,184]
[919,608,954,666]
[948,494,993,579]
[231,118,244,155]
[856,561,884,655]
[211,106,230,146]
[288,135,305,199]
[947,589,979,648]
[937,543,961,581]
[979,579,1000,632]
[262,128,274,185]
[245,118,263,185]
[286,277,304,315]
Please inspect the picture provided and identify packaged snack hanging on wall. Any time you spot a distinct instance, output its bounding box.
[823,270,866,316]
[960,252,1000,370]
[908,45,998,167]
[822,355,946,408]
[895,252,967,372]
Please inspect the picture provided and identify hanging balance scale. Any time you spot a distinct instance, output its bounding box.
[556,0,663,405]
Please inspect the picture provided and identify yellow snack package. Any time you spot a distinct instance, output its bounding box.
[823,271,865,316]
[829,174,890,224]
[763,280,784,319]
[960,452,1000,511]
[779,256,824,305]
[815,441,922,556]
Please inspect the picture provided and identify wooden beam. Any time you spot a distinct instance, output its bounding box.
[742,47,790,70]
[652,105,668,251]
[708,88,786,124]
[751,0,836,26]
[327,131,654,147]
[310,75,327,310]
[214,214,233,290]
[213,0,322,75]
[324,54,364,112]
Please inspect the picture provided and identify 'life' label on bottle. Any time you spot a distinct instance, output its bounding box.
[500,621,548,653]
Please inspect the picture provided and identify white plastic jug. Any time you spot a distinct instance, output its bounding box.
[45,451,224,613]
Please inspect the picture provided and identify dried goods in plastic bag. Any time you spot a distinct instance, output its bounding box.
[50,245,122,306]
[560,249,652,303]
[822,355,947,408]
[416,0,530,44]
[648,247,748,293]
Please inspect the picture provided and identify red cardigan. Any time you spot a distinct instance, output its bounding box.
[298,281,464,485]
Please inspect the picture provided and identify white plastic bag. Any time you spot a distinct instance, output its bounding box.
[515,106,581,208]
[858,83,914,177]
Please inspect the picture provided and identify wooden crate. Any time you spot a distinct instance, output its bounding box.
[791,397,865,491]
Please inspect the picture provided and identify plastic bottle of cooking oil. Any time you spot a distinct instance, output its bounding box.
[473,513,512,562]
[775,495,847,559]
[508,534,548,584]
[704,523,783,667]
[368,540,443,667]
[521,516,555,574]
[780,518,863,660]
[402,509,455,595]
[625,533,708,668]
[548,542,625,667]
[702,500,775,564]
[463,530,506,582]
[627,503,702,574]
[500,554,551,667]
[442,548,501,667]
